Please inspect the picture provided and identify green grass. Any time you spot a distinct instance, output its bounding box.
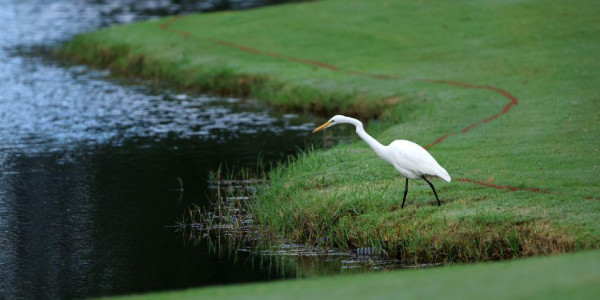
[108,250,600,300]
[62,0,600,261]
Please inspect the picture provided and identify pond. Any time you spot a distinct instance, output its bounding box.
[0,1,388,299]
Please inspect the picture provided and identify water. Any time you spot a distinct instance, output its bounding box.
[0,0,330,298]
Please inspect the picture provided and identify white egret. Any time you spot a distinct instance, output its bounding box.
[313,115,450,208]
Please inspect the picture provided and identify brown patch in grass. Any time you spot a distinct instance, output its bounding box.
[382,96,404,106]
[520,223,576,256]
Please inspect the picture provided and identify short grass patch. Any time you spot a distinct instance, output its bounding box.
[108,250,600,300]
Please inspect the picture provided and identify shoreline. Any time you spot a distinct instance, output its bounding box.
[111,250,600,299]
[60,0,599,264]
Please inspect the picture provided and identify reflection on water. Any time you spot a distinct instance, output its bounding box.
[0,62,314,154]
[0,128,316,298]
[0,0,330,299]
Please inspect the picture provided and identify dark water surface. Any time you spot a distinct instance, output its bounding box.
[0,0,328,298]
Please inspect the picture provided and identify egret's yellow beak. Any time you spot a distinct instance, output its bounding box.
[312,121,331,133]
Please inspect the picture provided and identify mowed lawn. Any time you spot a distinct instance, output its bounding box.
[63,0,600,261]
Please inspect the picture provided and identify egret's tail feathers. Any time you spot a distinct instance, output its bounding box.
[437,167,451,182]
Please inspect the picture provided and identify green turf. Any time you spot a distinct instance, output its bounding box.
[107,250,600,300]
[62,0,600,261]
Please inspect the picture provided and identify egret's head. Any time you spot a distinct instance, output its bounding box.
[312,115,346,133]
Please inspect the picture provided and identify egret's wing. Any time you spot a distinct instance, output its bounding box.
[389,140,451,182]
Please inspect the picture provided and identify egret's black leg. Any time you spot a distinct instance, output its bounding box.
[422,176,441,206]
[401,178,409,209]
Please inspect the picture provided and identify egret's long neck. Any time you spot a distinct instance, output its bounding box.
[350,119,386,156]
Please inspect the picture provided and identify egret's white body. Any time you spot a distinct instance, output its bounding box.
[384,140,450,182]
[313,115,450,208]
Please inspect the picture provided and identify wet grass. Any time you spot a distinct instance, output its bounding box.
[180,168,415,279]
[180,168,265,246]
[61,0,600,263]
[107,250,600,300]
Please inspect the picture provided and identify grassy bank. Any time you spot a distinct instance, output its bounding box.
[62,0,600,262]
[109,250,600,299]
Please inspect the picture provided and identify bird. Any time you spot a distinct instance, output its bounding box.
[313,115,450,208]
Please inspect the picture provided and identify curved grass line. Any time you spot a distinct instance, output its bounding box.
[159,15,190,38]
[203,39,520,149]
[456,178,562,195]
[158,16,562,196]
